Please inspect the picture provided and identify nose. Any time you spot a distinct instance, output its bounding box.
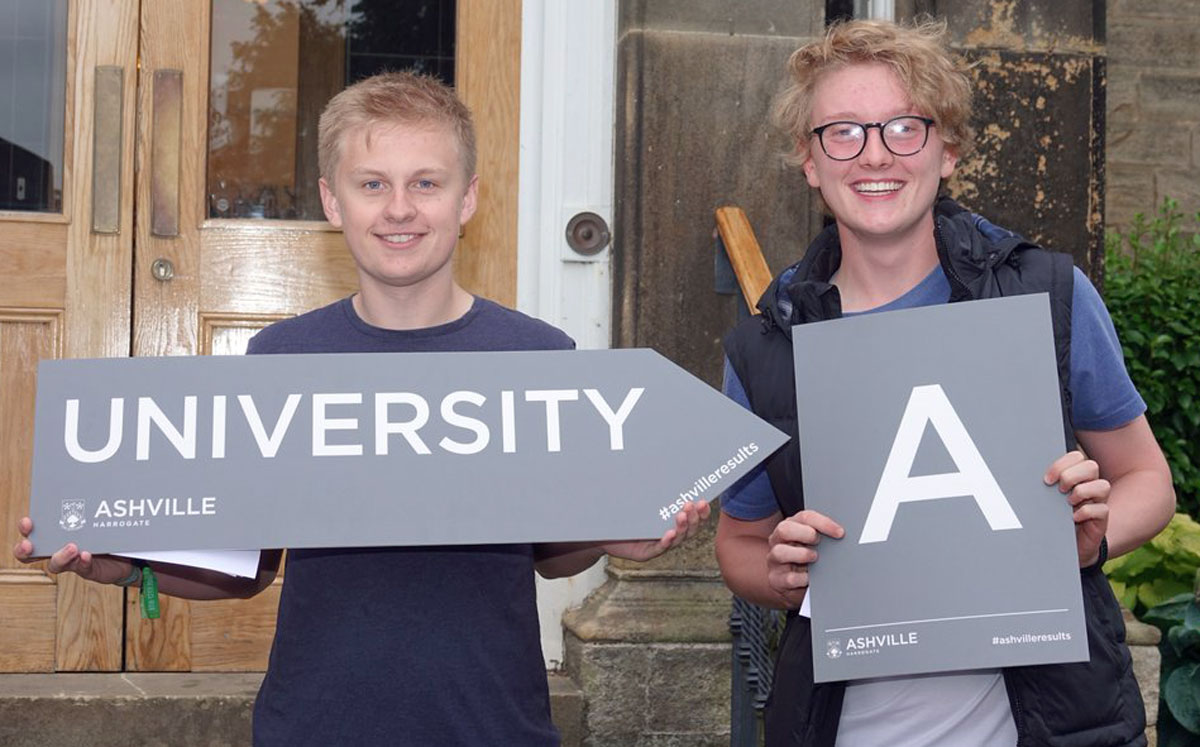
[384,189,417,222]
[857,126,893,167]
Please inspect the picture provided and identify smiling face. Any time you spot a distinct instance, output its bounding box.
[803,62,957,253]
[319,121,477,302]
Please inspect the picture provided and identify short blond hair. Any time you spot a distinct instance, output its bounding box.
[318,71,477,183]
[772,18,974,166]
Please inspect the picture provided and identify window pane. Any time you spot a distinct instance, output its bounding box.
[208,0,456,221]
[0,0,68,213]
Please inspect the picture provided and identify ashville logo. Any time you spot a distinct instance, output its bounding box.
[59,500,86,532]
[59,497,219,530]
[826,639,843,660]
[836,631,920,657]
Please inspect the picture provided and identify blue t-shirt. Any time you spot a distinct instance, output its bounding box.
[721,265,1145,520]
[249,296,573,746]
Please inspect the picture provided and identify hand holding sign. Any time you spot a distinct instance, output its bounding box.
[12,516,132,585]
[766,509,845,609]
[1044,451,1110,567]
[604,497,712,562]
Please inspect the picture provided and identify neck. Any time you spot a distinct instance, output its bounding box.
[352,278,474,330]
[832,216,939,312]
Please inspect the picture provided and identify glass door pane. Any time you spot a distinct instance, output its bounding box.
[207,0,456,221]
[0,0,68,213]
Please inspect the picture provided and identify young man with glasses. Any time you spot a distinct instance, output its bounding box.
[714,19,1174,747]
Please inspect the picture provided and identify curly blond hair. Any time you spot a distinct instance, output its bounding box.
[772,18,974,167]
[318,71,477,184]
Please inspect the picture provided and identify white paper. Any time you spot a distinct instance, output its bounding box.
[119,550,260,578]
[800,589,811,618]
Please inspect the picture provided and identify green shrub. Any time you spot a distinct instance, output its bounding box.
[1106,513,1200,617]
[1143,581,1200,746]
[1104,198,1200,517]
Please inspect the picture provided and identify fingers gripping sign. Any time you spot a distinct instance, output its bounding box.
[603,497,712,562]
[12,516,136,585]
[767,509,844,609]
[1044,451,1110,567]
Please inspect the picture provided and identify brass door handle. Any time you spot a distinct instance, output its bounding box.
[150,69,183,237]
[91,66,123,234]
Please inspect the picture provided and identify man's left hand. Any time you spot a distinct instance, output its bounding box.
[602,499,712,562]
[1045,450,1110,567]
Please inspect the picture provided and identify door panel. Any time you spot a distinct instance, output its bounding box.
[0,312,62,671]
[0,0,138,672]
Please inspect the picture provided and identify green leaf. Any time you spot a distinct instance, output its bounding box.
[1166,664,1200,733]
[1140,577,1193,610]
[1170,624,1200,659]
[1145,594,1194,631]
[1108,544,1165,580]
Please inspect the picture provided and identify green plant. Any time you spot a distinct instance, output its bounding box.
[1106,513,1200,617]
[1143,579,1200,746]
[1104,197,1200,517]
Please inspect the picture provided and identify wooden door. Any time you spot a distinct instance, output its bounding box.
[0,0,137,672]
[1,0,521,673]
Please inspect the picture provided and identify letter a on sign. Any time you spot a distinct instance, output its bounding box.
[859,384,1021,544]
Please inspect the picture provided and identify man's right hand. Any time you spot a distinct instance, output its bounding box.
[12,517,135,585]
[766,509,845,607]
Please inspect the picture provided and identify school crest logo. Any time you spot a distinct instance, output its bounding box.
[826,639,843,659]
[59,500,86,531]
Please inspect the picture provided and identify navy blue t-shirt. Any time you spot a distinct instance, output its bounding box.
[248,296,573,746]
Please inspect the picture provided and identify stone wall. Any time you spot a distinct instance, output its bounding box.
[1106,0,1200,229]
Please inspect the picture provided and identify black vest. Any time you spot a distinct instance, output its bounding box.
[724,199,1146,746]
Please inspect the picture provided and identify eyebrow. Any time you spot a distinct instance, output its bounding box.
[347,168,389,179]
[346,167,451,179]
[818,108,920,122]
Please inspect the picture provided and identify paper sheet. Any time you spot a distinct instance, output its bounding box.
[119,550,260,578]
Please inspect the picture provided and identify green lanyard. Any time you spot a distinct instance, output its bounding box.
[138,564,160,619]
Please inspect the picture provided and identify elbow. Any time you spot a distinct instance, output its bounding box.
[534,561,561,580]
[236,569,278,599]
[1157,478,1178,530]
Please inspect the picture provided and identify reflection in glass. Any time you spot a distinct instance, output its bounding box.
[0,0,68,213]
[208,0,456,221]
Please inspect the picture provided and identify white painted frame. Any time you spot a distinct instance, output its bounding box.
[518,0,617,668]
[856,0,896,21]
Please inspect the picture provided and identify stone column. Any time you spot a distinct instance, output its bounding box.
[575,2,823,744]
[562,526,733,746]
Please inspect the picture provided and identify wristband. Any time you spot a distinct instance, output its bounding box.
[1084,536,1108,571]
[115,564,141,587]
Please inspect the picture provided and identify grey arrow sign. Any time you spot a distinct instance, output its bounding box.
[29,348,786,554]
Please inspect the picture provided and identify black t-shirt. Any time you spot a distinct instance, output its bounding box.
[249,296,573,746]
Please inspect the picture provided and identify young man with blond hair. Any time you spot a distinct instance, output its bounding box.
[16,71,706,745]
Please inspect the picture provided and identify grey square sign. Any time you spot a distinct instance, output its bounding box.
[794,294,1089,682]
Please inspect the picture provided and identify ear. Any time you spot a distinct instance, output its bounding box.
[459,174,479,226]
[940,146,958,180]
[319,177,343,228]
[803,153,821,189]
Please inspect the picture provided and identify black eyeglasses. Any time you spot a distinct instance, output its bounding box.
[810,116,936,161]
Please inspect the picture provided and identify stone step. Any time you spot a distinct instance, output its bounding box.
[0,671,583,746]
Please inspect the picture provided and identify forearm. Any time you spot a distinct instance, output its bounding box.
[124,550,281,600]
[534,542,606,579]
[715,530,794,610]
[1076,418,1176,560]
[1103,468,1175,559]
